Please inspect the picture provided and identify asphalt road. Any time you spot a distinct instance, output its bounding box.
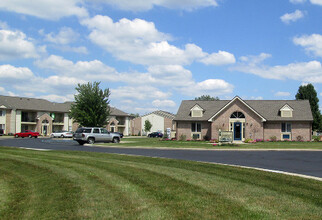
[1,138,322,179]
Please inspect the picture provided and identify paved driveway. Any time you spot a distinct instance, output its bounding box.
[1,138,322,179]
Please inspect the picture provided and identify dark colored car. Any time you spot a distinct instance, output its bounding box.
[14,130,40,138]
[148,132,163,138]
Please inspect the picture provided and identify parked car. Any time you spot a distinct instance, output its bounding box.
[73,127,121,145]
[50,130,73,138]
[148,132,163,138]
[112,132,123,138]
[14,130,40,138]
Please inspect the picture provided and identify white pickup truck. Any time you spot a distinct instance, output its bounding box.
[73,127,121,145]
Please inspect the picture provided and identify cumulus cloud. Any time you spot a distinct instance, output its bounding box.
[293,34,322,57]
[152,99,176,108]
[233,53,322,83]
[110,86,171,100]
[275,91,291,97]
[310,0,322,5]
[0,0,88,20]
[93,0,218,11]
[44,27,80,45]
[81,15,234,66]
[0,30,38,60]
[200,51,236,65]
[280,10,304,24]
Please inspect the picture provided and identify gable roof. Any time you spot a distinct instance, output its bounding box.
[174,97,313,122]
[142,110,176,119]
[208,96,266,122]
[109,107,130,117]
[0,95,71,112]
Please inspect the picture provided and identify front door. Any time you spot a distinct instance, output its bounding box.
[43,125,48,136]
[234,122,242,141]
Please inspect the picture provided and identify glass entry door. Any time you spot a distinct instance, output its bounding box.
[234,122,242,141]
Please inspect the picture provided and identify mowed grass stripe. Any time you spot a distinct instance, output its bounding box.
[0,147,321,219]
[0,158,81,220]
[0,151,173,219]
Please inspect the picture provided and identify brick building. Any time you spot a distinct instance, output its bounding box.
[174,96,313,142]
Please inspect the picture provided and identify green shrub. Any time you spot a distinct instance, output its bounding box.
[244,138,253,143]
[179,134,187,141]
[296,135,303,142]
[270,136,277,142]
[313,136,320,142]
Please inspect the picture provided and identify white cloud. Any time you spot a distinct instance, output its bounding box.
[0,0,88,20]
[290,0,306,4]
[0,30,38,60]
[178,79,234,97]
[280,10,304,24]
[152,99,176,108]
[293,34,322,57]
[275,91,291,97]
[311,0,322,6]
[44,27,80,45]
[233,53,322,83]
[110,86,170,100]
[57,45,88,54]
[0,65,34,80]
[94,0,218,11]
[200,50,236,65]
[81,15,234,66]
[39,94,75,103]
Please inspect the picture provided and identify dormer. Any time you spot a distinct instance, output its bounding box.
[191,104,204,117]
[280,104,293,118]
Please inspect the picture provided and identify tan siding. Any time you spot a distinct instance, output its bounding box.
[5,109,11,134]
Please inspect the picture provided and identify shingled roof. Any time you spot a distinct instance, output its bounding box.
[0,95,71,112]
[174,97,313,122]
[142,110,176,119]
[109,107,130,117]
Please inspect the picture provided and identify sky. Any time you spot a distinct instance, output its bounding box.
[0,0,322,115]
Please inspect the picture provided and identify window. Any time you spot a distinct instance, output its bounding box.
[0,124,5,130]
[93,128,100,133]
[191,122,201,132]
[281,123,291,132]
[230,112,245,118]
[0,110,5,116]
[101,128,108,134]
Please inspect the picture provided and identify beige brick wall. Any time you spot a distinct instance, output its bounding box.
[131,117,141,135]
[211,99,264,140]
[164,118,173,131]
[263,122,311,141]
[5,109,11,134]
[176,121,211,140]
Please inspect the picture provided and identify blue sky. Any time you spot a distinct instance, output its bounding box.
[0,0,322,114]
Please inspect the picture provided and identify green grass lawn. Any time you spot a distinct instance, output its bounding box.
[0,147,321,219]
[99,137,322,150]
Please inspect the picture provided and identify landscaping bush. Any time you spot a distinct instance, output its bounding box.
[313,136,320,142]
[296,135,304,142]
[270,136,277,142]
[179,134,187,141]
[244,138,253,143]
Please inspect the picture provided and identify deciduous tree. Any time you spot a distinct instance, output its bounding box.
[295,83,321,130]
[70,81,110,127]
